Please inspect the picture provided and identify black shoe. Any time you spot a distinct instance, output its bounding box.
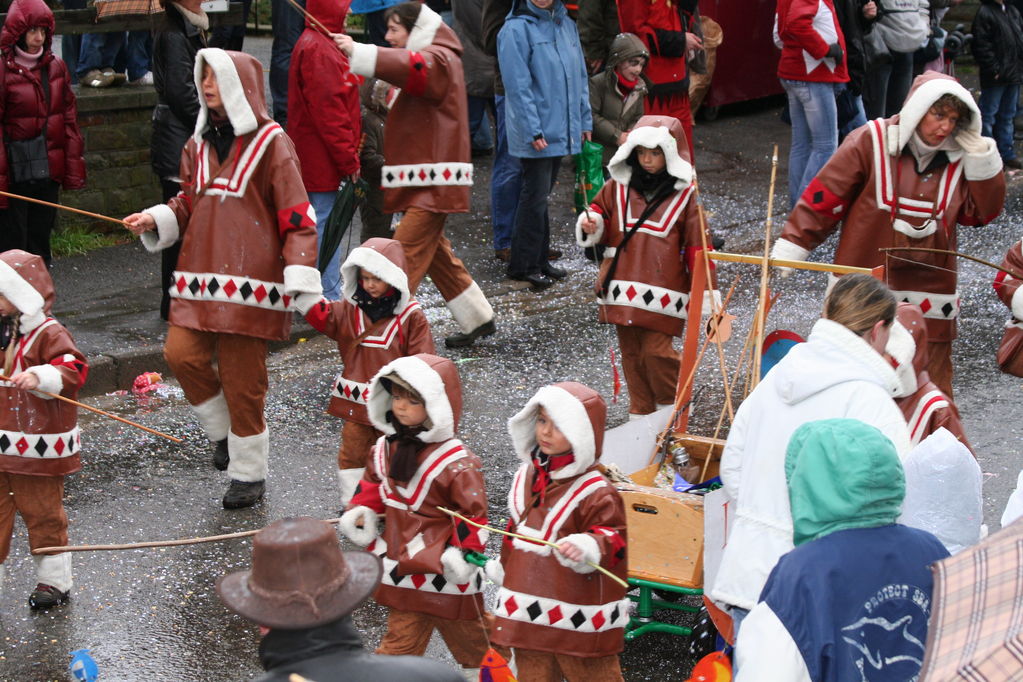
[509,272,554,291]
[223,479,265,509]
[541,264,567,280]
[213,438,229,471]
[712,234,726,251]
[445,319,497,348]
[29,583,70,609]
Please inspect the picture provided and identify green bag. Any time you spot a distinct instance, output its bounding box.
[574,140,605,213]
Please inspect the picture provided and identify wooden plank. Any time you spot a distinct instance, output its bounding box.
[0,4,244,34]
[619,484,705,588]
[707,251,875,275]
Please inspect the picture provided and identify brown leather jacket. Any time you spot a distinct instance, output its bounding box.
[0,250,87,476]
[348,5,472,215]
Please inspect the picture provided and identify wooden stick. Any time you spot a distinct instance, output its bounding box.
[707,251,874,275]
[0,373,182,443]
[752,146,779,387]
[694,189,735,424]
[284,0,331,36]
[880,246,1023,281]
[33,518,342,554]
[437,507,629,589]
[0,190,128,227]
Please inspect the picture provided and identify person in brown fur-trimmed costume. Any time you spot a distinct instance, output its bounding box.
[772,72,1007,398]
[332,3,496,349]
[576,115,718,419]
[124,49,323,510]
[302,238,435,506]
[0,250,87,609]
[886,302,973,453]
[339,353,495,674]
[487,382,628,682]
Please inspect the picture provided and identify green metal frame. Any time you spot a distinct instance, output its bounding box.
[625,577,703,640]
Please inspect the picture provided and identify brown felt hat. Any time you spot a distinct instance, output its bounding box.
[216,517,381,629]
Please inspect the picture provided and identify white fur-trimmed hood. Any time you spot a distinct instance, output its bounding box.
[340,238,411,309]
[407,3,444,53]
[367,353,461,442]
[0,250,51,333]
[192,48,267,142]
[888,73,981,157]
[507,382,607,480]
[608,115,694,190]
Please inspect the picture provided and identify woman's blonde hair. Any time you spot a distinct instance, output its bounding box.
[824,274,896,337]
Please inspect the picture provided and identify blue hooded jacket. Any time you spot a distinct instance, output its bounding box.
[497,0,592,158]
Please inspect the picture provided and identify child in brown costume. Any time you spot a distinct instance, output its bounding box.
[577,114,718,419]
[0,250,87,608]
[488,382,629,682]
[302,237,434,506]
[339,353,494,673]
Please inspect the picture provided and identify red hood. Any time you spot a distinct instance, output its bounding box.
[304,0,350,33]
[0,0,54,56]
[608,115,694,189]
[340,237,412,310]
[0,250,54,334]
[192,49,272,141]
[367,353,463,443]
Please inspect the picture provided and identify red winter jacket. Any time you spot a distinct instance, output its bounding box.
[0,0,85,207]
[287,0,361,191]
[775,0,849,83]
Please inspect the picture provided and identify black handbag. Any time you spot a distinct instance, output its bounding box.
[6,63,50,185]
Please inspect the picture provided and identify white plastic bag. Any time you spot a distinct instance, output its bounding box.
[1001,470,1023,529]
[898,428,983,554]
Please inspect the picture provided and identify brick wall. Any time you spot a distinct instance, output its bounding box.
[63,85,161,231]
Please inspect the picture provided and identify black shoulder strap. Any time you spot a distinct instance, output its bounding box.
[599,183,678,297]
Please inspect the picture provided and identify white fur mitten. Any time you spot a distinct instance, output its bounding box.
[553,533,601,574]
[770,238,811,279]
[484,559,505,586]
[441,546,477,584]
[955,128,990,155]
[956,128,1003,180]
[339,506,378,547]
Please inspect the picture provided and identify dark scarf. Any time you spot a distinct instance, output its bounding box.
[530,446,575,507]
[385,412,428,483]
[204,111,235,163]
[616,71,638,99]
[352,283,400,322]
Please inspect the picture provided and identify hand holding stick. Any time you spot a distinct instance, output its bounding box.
[0,373,182,443]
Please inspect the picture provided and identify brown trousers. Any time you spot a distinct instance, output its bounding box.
[514,648,624,682]
[928,339,953,398]
[164,326,269,437]
[616,324,680,415]
[393,207,476,299]
[376,607,496,668]
[0,472,67,563]
[338,420,380,469]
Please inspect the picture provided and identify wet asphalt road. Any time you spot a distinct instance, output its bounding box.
[3,85,1023,679]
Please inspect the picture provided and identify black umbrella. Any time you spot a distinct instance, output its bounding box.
[318,179,368,275]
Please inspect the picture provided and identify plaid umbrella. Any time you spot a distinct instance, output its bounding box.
[920,518,1023,681]
[318,179,367,275]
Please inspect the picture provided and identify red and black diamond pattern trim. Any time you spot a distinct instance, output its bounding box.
[331,375,370,404]
[0,426,81,458]
[171,271,293,312]
[451,516,487,553]
[802,177,847,219]
[368,538,483,595]
[495,587,630,633]
[276,202,316,237]
[381,163,474,188]
[601,279,690,319]
[891,289,961,321]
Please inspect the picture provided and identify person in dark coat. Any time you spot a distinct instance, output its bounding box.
[151,0,208,320]
[359,78,394,242]
[217,516,464,682]
[972,0,1023,168]
[0,0,85,267]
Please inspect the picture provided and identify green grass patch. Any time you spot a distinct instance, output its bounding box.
[51,225,130,258]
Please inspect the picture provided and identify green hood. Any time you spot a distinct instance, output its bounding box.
[786,419,905,546]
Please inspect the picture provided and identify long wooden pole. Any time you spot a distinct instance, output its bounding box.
[751,146,779,387]
[0,374,182,443]
[437,507,629,589]
[0,190,128,227]
[707,251,874,275]
[694,190,735,423]
[33,518,342,554]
